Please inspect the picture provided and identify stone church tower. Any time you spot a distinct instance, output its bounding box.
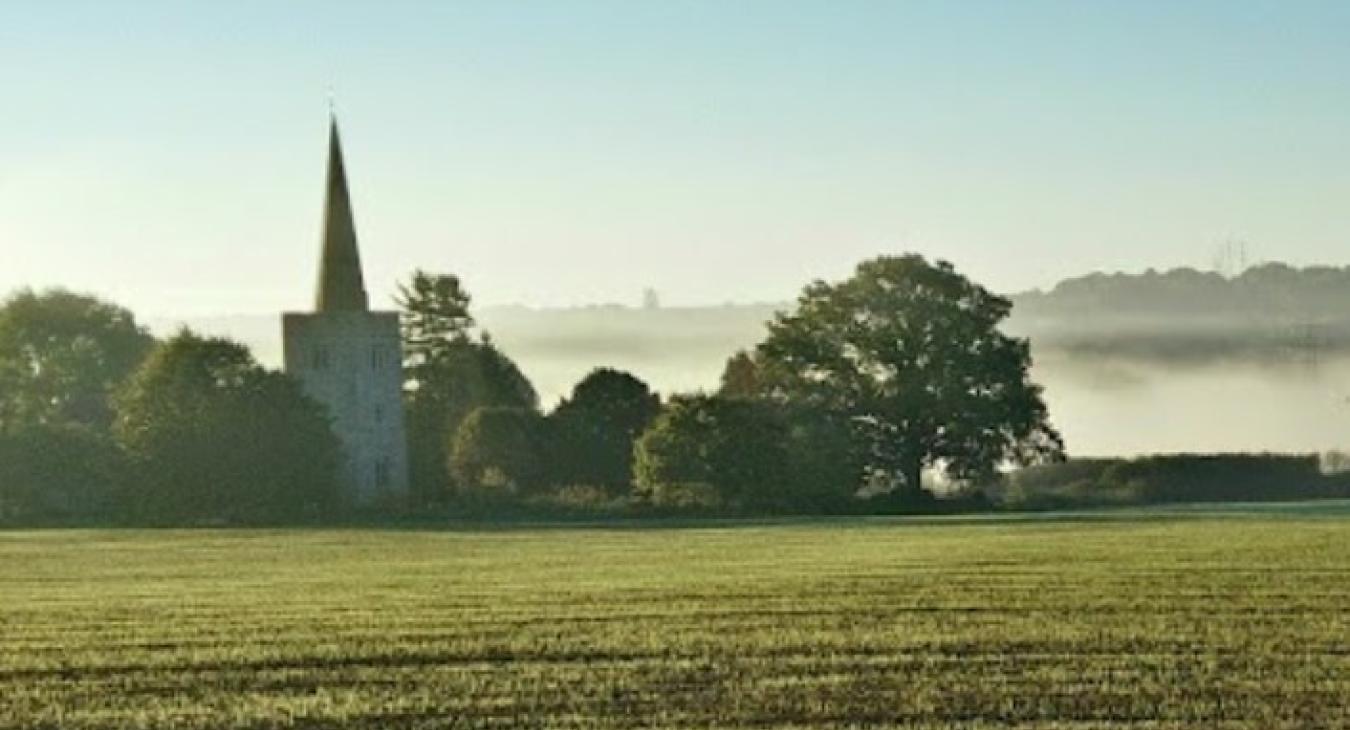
[283,118,409,504]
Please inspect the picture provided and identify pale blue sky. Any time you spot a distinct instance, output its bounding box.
[2,1,1348,316]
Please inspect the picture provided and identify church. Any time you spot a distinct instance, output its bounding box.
[282,118,409,504]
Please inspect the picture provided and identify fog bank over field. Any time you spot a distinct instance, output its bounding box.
[152,264,1350,458]
[1030,353,1350,456]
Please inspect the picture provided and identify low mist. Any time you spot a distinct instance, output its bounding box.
[155,298,1350,459]
[1033,351,1350,456]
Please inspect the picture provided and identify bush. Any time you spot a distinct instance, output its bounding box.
[450,407,546,495]
[1002,452,1345,510]
[405,338,539,503]
[646,482,724,511]
[0,423,125,523]
[1106,453,1328,504]
[1003,458,1129,509]
[519,485,635,519]
[634,395,863,513]
[1009,458,1118,493]
[543,484,616,509]
[634,395,790,510]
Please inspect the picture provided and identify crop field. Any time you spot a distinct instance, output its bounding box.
[3,508,1350,728]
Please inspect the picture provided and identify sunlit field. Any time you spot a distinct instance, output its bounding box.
[4,508,1350,728]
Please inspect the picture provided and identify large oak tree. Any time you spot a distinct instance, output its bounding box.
[755,254,1063,499]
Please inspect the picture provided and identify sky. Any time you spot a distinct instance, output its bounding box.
[2,1,1349,317]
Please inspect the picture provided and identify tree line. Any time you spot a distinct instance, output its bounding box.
[0,254,1064,524]
[1016,262,1350,320]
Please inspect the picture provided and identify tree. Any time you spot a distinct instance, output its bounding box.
[450,407,545,495]
[397,271,538,500]
[718,350,762,399]
[633,394,862,512]
[396,269,474,378]
[775,402,866,511]
[0,422,125,522]
[0,357,27,432]
[755,255,1063,500]
[405,337,538,499]
[0,289,155,431]
[548,368,660,491]
[113,331,340,523]
[633,395,789,509]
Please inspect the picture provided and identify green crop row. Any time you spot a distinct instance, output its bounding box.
[2,514,1348,728]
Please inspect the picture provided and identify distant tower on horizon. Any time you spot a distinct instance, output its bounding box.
[283,117,409,504]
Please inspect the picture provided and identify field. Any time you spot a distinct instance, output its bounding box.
[3,508,1350,728]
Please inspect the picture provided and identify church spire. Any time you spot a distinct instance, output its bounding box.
[315,115,369,312]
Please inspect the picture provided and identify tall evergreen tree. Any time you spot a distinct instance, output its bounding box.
[397,272,538,501]
[396,269,475,376]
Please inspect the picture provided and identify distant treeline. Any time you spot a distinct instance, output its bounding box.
[1010,263,1350,362]
[1016,263,1350,320]
[484,263,1350,376]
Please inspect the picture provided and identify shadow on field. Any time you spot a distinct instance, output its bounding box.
[331,498,1350,535]
[8,500,1349,535]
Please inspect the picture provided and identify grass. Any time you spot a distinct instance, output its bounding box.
[2,508,1349,728]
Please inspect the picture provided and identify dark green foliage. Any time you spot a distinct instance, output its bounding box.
[1108,453,1333,504]
[776,402,866,511]
[0,289,155,431]
[633,395,782,508]
[0,357,26,431]
[548,368,659,492]
[406,339,539,498]
[0,290,153,522]
[398,271,539,501]
[1004,453,1346,509]
[0,423,125,522]
[718,350,762,399]
[113,331,340,523]
[634,395,857,511]
[756,254,1064,498]
[397,269,475,375]
[450,407,546,495]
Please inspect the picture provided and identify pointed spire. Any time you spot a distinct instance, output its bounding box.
[315,115,369,312]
